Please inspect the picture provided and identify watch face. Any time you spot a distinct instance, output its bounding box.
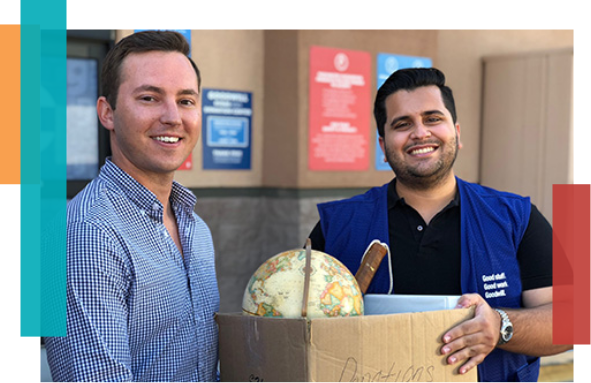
[503,325,514,341]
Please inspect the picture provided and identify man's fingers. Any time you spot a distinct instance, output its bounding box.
[442,316,483,345]
[455,293,485,308]
[458,354,486,375]
[445,341,485,364]
[441,293,498,375]
[441,331,488,356]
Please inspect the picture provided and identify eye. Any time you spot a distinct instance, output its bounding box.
[394,122,410,130]
[425,115,443,124]
[140,95,156,102]
[179,99,196,106]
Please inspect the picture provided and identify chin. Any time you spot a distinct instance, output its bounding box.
[149,162,185,175]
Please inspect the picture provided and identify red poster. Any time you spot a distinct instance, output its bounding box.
[308,46,371,171]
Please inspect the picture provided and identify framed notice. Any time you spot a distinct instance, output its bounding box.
[309,46,371,171]
[375,53,432,170]
[202,88,252,170]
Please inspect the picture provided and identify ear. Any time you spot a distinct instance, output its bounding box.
[97,96,115,132]
[378,135,388,162]
[455,122,463,150]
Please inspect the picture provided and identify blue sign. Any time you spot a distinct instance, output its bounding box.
[202,89,252,170]
[207,117,249,148]
[134,29,192,56]
[375,53,432,171]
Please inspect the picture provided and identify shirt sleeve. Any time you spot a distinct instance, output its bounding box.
[517,204,553,291]
[45,221,134,382]
[307,220,326,252]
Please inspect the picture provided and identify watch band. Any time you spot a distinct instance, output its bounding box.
[494,308,513,345]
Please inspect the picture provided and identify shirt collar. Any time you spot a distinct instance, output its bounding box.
[99,158,197,217]
[387,178,460,210]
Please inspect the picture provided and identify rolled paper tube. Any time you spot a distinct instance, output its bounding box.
[355,241,388,294]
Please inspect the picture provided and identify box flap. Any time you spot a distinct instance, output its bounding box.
[216,313,310,382]
[308,308,476,382]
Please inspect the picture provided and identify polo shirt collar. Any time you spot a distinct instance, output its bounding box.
[387,178,460,210]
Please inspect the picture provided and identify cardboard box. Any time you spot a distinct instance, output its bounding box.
[216,308,477,382]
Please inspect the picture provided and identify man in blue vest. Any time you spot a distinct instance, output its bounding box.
[308,68,572,381]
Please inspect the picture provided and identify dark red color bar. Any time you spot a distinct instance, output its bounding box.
[553,184,590,345]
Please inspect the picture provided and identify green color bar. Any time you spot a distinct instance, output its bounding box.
[20,23,42,337]
[39,27,67,337]
[0,185,20,337]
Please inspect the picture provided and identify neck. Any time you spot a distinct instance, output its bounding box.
[110,157,175,209]
[149,178,175,209]
[396,172,457,224]
[139,174,176,222]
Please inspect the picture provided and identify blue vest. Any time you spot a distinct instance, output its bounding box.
[318,177,540,382]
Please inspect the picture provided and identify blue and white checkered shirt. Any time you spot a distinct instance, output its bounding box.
[45,159,220,382]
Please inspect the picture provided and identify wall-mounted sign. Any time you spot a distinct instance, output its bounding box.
[202,88,252,170]
[309,46,371,171]
[375,53,432,171]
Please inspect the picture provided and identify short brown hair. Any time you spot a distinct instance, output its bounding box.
[101,30,201,109]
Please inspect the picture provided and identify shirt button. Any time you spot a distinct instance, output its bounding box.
[417,225,424,231]
[152,202,159,211]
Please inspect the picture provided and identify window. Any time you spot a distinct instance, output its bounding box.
[66,30,114,198]
[67,57,99,180]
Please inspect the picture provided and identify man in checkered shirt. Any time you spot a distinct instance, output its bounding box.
[44,31,219,381]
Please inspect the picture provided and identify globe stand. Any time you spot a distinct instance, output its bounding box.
[301,238,313,318]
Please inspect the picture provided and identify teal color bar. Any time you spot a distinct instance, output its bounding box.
[20,184,41,337]
[40,27,67,337]
[20,23,42,337]
[19,24,40,187]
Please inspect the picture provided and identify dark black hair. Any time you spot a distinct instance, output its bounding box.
[374,68,457,137]
[101,30,200,109]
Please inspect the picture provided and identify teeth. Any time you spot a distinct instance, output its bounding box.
[410,147,435,155]
[154,136,180,143]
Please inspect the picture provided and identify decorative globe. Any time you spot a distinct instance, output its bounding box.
[242,248,364,319]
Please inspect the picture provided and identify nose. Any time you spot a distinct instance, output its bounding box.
[410,122,431,140]
[160,99,182,126]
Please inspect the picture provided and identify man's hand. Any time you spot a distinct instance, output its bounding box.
[440,293,500,375]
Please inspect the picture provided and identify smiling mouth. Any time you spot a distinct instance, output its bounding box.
[153,136,180,144]
[408,146,436,155]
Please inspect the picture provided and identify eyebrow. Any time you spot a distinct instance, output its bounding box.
[389,109,445,127]
[133,84,199,97]
[178,88,199,97]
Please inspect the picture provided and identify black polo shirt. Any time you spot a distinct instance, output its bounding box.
[308,179,553,295]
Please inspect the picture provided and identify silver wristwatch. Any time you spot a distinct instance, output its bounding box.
[494,308,514,345]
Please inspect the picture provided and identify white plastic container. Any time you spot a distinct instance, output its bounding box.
[364,294,461,315]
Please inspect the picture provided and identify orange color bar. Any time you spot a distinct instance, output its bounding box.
[0,25,20,184]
